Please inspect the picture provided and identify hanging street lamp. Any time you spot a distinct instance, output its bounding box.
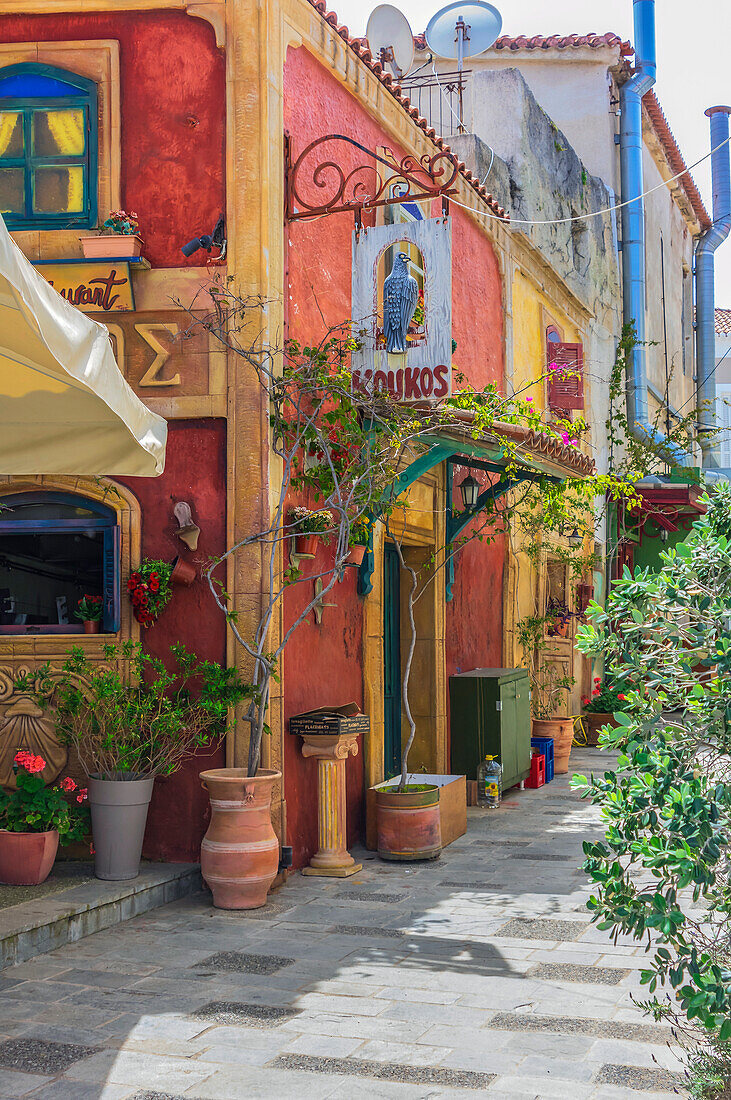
[459,472,480,511]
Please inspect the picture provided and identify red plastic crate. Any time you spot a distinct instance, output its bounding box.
[525,752,546,789]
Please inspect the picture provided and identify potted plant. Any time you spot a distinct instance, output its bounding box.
[0,751,88,886]
[127,559,173,627]
[27,643,252,881]
[74,593,103,634]
[546,597,573,638]
[347,520,370,566]
[288,506,333,557]
[170,556,197,586]
[80,209,143,259]
[581,677,625,745]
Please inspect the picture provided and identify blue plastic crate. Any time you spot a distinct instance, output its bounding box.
[530,736,554,783]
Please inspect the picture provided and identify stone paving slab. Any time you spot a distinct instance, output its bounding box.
[0,749,691,1098]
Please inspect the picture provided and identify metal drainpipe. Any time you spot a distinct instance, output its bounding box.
[695,106,731,471]
[620,0,691,465]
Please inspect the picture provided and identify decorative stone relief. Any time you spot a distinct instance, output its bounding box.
[0,666,68,790]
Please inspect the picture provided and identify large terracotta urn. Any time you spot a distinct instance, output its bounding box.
[0,828,58,885]
[532,718,574,774]
[376,784,441,861]
[199,768,281,909]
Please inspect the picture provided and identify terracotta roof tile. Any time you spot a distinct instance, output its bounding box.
[643,91,711,231]
[716,308,731,336]
[413,30,632,53]
[304,1,507,220]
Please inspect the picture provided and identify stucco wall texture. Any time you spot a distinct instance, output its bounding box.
[283,46,507,865]
[0,10,226,269]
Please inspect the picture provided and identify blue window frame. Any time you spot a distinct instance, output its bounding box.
[0,492,120,634]
[0,63,98,230]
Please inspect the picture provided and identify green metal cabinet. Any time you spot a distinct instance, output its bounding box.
[449,668,531,791]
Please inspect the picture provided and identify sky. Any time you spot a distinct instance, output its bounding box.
[332,0,731,304]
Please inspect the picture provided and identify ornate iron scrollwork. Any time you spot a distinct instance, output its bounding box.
[285,133,458,221]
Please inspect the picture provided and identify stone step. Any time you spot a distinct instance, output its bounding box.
[0,862,202,970]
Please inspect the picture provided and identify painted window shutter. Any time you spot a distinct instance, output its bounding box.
[548,342,584,411]
[102,524,121,633]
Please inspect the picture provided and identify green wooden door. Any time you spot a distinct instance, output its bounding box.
[383,543,401,779]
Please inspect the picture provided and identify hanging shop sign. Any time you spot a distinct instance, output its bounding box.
[35,261,135,312]
[351,216,452,399]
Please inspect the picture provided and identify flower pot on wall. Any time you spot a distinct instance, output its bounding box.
[170,556,196,586]
[83,620,100,635]
[376,784,441,861]
[347,544,367,566]
[584,712,619,746]
[88,774,154,880]
[0,828,59,885]
[294,534,318,557]
[199,768,281,909]
[532,718,574,774]
[80,234,143,259]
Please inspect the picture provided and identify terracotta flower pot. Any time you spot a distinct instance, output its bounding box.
[199,768,281,909]
[347,544,367,566]
[376,784,441,861]
[83,620,100,634]
[295,533,319,557]
[170,556,196,586]
[532,717,574,774]
[80,234,143,259]
[0,828,59,885]
[583,712,619,746]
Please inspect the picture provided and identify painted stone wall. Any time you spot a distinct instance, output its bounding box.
[0,10,225,268]
[283,45,505,866]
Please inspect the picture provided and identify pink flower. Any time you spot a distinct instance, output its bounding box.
[76,788,88,803]
[526,397,533,403]
[561,431,570,446]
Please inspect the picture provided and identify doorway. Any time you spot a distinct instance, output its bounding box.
[383,542,402,779]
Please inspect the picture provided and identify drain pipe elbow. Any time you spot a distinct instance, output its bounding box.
[696,106,731,470]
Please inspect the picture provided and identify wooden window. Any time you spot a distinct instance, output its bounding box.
[547,342,584,411]
[0,492,120,634]
[0,63,97,230]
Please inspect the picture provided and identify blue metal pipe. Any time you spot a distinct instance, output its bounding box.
[696,106,731,469]
[620,0,691,466]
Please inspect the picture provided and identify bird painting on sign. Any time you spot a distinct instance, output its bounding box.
[383,251,419,353]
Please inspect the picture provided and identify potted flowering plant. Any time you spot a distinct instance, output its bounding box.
[581,677,625,745]
[74,593,103,634]
[127,559,173,627]
[288,507,334,557]
[0,751,89,885]
[81,209,143,259]
[347,519,370,566]
[546,597,573,638]
[26,643,252,881]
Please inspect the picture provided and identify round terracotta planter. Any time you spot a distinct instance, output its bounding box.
[199,768,281,909]
[83,620,100,634]
[170,556,197,586]
[376,784,441,861]
[0,828,59,885]
[583,712,619,746]
[294,533,319,557]
[347,544,367,566]
[532,718,574,774]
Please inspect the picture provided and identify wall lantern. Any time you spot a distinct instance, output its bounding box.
[459,473,480,510]
[567,526,582,549]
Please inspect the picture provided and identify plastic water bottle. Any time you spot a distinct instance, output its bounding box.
[477,755,502,808]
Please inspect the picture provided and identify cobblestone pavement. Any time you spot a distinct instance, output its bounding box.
[0,749,688,1099]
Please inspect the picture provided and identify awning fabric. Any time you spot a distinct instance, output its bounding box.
[0,216,167,476]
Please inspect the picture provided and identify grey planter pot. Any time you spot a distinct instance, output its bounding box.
[89,774,155,881]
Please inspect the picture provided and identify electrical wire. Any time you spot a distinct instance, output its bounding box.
[447,135,731,226]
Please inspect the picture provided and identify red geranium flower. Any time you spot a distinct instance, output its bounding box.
[23,754,46,773]
[76,788,88,803]
[617,694,626,700]
[592,689,601,696]
[60,776,77,792]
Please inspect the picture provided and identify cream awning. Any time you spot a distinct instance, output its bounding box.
[0,217,166,476]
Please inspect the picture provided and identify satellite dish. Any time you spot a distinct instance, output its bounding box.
[366,5,415,81]
[425,1,502,71]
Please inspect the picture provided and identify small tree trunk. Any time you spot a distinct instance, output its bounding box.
[391,539,418,792]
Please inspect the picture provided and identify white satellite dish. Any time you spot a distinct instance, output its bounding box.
[425,1,502,72]
[366,4,415,81]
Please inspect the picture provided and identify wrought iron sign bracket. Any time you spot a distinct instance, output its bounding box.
[284,132,459,223]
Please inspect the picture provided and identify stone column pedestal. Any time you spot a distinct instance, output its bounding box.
[300,732,362,877]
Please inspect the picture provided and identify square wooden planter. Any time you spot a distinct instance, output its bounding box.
[366,773,467,851]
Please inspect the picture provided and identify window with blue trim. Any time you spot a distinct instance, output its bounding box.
[0,492,120,634]
[0,63,98,230]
